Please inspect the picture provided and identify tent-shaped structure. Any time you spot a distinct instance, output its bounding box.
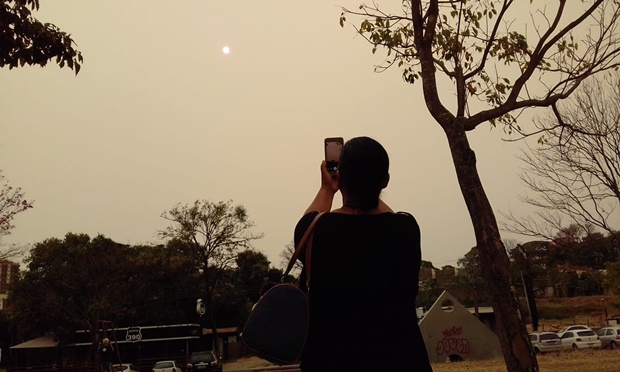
[419,290,503,362]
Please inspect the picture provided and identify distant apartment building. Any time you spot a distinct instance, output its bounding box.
[0,259,20,310]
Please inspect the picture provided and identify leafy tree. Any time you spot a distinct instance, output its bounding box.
[417,277,440,309]
[509,241,553,296]
[578,272,604,296]
[131,241,201,325]
[541,224,617,269]
[0,0,82,73]
[502,73,620,238]
[235,250,271,303]
[603,260,620,294]
[0,171,33,259]
[160,200,262,341]
[456,247,490,311]
[341,1,620,369]
[210,270,253,328]
[8,234,197,343]
[457,247,483,283]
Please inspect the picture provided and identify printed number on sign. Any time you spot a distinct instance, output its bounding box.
[126,327,143,343]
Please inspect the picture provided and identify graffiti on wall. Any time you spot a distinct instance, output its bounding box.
[436,326,471,356]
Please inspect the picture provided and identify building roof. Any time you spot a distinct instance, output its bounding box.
[202,327,238,335]
[10,336,58,349]
[467,306,494,314]
[556,264,597,274]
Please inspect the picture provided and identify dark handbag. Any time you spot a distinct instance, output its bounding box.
[241,212,325,365]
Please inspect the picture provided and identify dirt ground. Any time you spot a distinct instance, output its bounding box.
[224,356,275,371]
[223,348,620,371]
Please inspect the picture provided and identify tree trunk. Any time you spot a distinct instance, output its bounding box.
[443,120,538,371]
[473,285,479,319]
[204,274,219,354]
[206,296,219,353]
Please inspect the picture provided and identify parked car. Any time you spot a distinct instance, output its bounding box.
[556,325,592,334]
[186,350,223,372]
[528,332,563,353]
[558,329,601,350]
[113,364,139,372]
[153,360,182,372]
[596,326,620,349]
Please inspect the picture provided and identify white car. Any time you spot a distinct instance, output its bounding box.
[559,329,601,350]
[153,360,182,372]
[113,364,139,372]
[556,325,592,334]
[528,332,563,353]
[596,326,620,349]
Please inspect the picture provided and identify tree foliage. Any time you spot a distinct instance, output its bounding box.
[341,1,620,370]
[0,170,33,259]
[160,200,262,337]
[342,0,620,131]
[420,260,437,270]
[604,260,620,294]
[502,73,620,238]
[457,247,485,288]
[0,171,32,238]
[235,250,272,303]
[0,0,83,73]
[506,232,615,298]
[8,233,198,343]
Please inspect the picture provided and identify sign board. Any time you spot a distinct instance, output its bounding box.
[125,327,142,343]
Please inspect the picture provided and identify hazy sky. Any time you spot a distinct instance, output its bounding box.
[2,1,617,268]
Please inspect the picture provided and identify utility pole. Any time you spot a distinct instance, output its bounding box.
[517,245,539,331]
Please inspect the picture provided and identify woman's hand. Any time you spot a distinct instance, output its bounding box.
[303,161,340,215]
[320,160,339,194]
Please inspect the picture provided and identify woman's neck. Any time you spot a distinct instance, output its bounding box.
[334,204,381,215]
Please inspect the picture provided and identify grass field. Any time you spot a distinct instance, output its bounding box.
[432,349,620,372]
[223,349,620,371]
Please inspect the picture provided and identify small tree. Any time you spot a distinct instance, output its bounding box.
[341,1,620,370]
[0,171,33,260]
[160,200,262,343]
[502,73,620,239]
[0,0,83,73]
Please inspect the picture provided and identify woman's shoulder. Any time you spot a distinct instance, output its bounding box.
[294,211,321,245]
[394,211,419,224]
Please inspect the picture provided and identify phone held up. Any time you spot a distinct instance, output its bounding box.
[324,137,344,175]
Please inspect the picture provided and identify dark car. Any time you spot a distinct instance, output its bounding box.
[186,351,222,372]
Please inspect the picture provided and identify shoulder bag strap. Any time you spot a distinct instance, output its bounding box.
[282,212,326,284]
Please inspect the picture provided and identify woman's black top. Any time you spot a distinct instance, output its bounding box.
[294,211,433,372]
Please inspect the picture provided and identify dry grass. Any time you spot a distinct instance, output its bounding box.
[224,356,274,371]
[224,349,620,371]
[433,349,620,371]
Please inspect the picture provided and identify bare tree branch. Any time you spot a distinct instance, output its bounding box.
[502,73,620,238]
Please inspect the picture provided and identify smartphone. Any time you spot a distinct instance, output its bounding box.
[324,137,344,174]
